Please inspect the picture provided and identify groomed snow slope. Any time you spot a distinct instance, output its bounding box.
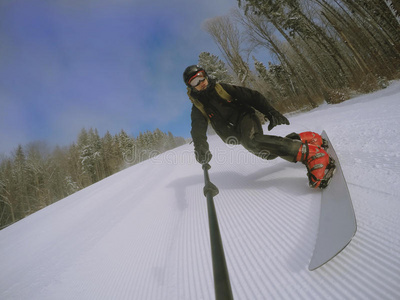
[1,82,400,300]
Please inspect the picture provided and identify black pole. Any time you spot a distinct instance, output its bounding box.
[202,163,234,300]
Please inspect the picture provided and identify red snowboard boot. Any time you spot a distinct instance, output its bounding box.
[287,131,328,149]
[296,142,335,188]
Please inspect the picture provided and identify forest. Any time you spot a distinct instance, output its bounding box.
[200,0,399,113]
[0,128,186,229]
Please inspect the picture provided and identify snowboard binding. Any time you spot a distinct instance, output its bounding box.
[308,156,336,189]
[296,141,336,189]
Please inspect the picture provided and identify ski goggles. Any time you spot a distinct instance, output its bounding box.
[188,71,207,87]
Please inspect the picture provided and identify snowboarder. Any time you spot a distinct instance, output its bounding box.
[184,65,334,188]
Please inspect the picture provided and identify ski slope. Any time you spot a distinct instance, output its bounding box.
[1,82,400,299]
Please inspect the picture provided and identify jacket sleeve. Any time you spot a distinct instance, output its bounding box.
[190,105,209,152]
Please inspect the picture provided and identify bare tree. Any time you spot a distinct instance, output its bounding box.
[203,15,251,85]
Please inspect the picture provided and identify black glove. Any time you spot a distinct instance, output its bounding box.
[265,111,290,131]
[195,146,212,164]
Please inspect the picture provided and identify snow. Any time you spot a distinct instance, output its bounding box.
[1,82,400,299]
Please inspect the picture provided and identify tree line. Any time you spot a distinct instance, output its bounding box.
[201,0,400,113]
[0,128,186,229]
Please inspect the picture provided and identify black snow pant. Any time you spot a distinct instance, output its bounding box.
[237,113,302,162]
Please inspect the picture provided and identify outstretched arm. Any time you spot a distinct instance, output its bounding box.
[191,105,212,163]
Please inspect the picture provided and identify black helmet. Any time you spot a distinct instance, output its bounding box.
[183,65,207,86]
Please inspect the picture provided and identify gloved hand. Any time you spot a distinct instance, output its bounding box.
[195,146,212,164]
[265,111,290,131]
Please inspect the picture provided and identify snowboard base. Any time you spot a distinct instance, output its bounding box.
[308,131,357,270]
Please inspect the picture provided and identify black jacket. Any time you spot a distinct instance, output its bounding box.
[190,80,282,152]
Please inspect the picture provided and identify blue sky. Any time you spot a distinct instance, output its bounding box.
[0,0,237,156]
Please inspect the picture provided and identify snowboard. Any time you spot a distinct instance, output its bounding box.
[308,130,357,270]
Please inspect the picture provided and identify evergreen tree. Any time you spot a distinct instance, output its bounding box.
[118,129,135,165]
[102,131,116,176]
[0,159,15,227]
[166,131,177,151]
[198,52,234,83]
[25,142,47,210]
[88,128,104,181]
[13,145,28,218]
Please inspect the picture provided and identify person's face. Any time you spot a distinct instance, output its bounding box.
[188,70,208,91]
[194,78,209,91]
